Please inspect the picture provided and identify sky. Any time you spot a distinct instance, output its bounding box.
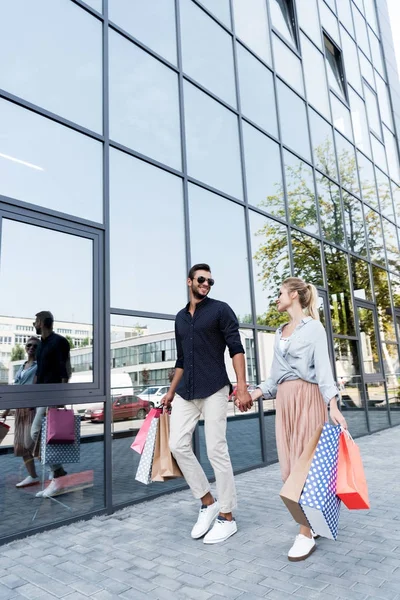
[387,0,400,75]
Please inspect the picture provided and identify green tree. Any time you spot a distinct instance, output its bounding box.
[65,335,75,349]
[10,344,25,362]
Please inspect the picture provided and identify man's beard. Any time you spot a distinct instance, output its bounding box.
[35,326,42,335]
[192,287,209,300]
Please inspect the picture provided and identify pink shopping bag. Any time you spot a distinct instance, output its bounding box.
[131,408,162,454]
[46,408,75,444]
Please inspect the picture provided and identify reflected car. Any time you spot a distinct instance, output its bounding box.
[138,385,169,407]
[85,395,151,422]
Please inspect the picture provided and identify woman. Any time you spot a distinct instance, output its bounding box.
[249,277,347,562]
[1,336,40,487]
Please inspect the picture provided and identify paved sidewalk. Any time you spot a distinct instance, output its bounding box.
[0,426,399,600]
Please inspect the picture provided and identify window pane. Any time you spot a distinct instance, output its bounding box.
[303,35,331,119]
[391,274,400,311]
[351,257,372,300]
[357,152,378,208]
[376,74,393,131]
[237,44,278,136]
[309,109,338,179]
[342,192,367,255]
[357,307,380,373]
[270,0,296,45]
[364,0,379,34]
[0,220,94,385]
[189,185,251,319]
[184,82,243,198]
[383,126,400,184]
[249,211,290,325]
[382,219,400,274]
[320,2,340,46]
[341,28,362,94]
[291,231,323,285]
[324,244,355,335]
[335,132,360,196]
[83,0,102,10]
[392,185,400,226]
[198,0,231,26]
[0,0,102,132]
[273,35,304,96]
[316,175,345,246]
[180,0,236,106]
[376,168,395,221]
[349,88,372,158]
[296,0,322,48]
[325,39,345,99]
[109,0,177,64]
[352,5,370,58]
[335,339,368,436]
[284,151,318,234]
[242,122,285,218]
[109,31,181,170]
[365,208,386,266]
[277,81,311,162]
[364,83,381,137]
[336,0,354,35]
[232,0,271,63]
[359,51,375,90]
[0,100,102,223]
[331,94,354,141]
[369,29,384,76]
[110,150,186,314]
[371,134,388,174]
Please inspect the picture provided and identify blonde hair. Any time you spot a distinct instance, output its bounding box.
[282,277,320,320]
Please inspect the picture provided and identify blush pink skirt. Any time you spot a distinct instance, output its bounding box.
[276,379,328,482]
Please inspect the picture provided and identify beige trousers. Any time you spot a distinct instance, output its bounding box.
[169,386,237,513]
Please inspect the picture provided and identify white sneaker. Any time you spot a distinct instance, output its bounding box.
[16,476,39,488]
[191,501,220,539]
[288,534,316,562]
[35,478,64,498]
[203,517,237,544]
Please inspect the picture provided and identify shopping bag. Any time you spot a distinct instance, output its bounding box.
[41,416,81,464]
[135,416,159,485]
[131,408,161,454]
[299,423,342,540]
[336,431,370,510]
[46,408,75,444]
[280,425,323,527]
[0,420,10,444]
[152,412,182,481]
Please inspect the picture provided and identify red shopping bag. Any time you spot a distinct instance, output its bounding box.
[131,408,161,454]
[336,431,370,510]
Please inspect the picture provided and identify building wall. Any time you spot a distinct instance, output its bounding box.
[0,0,399,545]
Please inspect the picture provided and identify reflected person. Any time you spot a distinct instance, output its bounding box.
[250,277,347,562]
[30,311,71,498]
[1,337,40,487]
[162,264,253,544]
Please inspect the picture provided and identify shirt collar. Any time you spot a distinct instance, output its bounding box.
[184,296,210,314]
[277,315,313,334]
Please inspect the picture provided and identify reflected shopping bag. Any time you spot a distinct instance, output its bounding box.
[152,412,182,481]
[131,408,161,455]
[41,416,81,464]
[280,425,323,527]
[299,423,342,540]
[46,408,75,444]
[135,416,159,485]
[336,430,370,510]
[0,420,10,444]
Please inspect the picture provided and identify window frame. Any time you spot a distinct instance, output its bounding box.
[323,32,348,101]
[270,0,299,50]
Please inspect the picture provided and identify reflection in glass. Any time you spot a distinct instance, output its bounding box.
[258,330,279,418]
[272,35,304,96]
[383,126,400,184]
[0,0,102,132]
[180,0,236,106]
[351,258,372,301]
[109,31,181,170]
[376,74,393,130]
[341,28,362,94]
[296,0,322,49]
[184,81,243,198]
[236,44,278,136]
[232,0,271,63]
[392,185,400,226]
[0,100,103,223]
[364,83,381,137]
[331,94,353,141]
[357,307,380,374]
[109,0,177,65]
[357,152,378,208]
[335,132,360,196]
[243,122,284,218]
[198,0,231,26]
[0,220,93,385]
[366,382,389,431]
[292,231,323,286]
[309,109,338,180]
[277,81,311,162]
[325,245,355,336]
[349,88,372,158]
[316,175,345,246]
[371,134,388,174]
[365,208,386,266]
[334,339,366,435]
[249,211,290,326]
[188,184,251,320]
[382,219,400,273]
[352,5,370,57]
[376,167,395,221]
[284,151,318,234]
[342,192,367,256]
[110,149,186,314]
[302,35,330,118]
[270,0,296,45]
[372,266,396,343]
[359,51,375,91]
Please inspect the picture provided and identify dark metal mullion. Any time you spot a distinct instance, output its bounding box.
[102,0,112,514]
[71,0,103,19]
[230,0,267,464]
[352,299,372,433]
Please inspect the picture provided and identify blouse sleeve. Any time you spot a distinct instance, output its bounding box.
[313,323,339,404]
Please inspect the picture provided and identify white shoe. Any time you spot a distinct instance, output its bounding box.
[16,476,39,488]
[35,478,63,498]
[191,501,220,539]
[288,534,316,562]
[203,517,237,544]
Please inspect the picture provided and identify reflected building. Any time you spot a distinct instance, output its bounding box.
[0,0,400,544]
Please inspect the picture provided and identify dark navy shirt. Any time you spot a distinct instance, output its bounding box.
[36,332,70,384]
[175,297,244,400]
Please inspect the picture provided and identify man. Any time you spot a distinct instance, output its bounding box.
[30,311,71,498]
[163,264,253,544]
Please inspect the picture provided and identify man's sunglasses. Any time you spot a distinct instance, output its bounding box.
[26,343,38,349]
[194,276,214,287]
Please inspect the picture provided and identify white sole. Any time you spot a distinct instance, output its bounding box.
[191,504,220,539]
[203,526,238,545]
[288,543,316,562]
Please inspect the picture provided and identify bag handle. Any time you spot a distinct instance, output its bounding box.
[341,426,354,443]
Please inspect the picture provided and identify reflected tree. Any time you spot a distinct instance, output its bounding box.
[10,344,25,362]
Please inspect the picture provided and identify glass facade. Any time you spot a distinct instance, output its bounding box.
[0,0,399,544]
